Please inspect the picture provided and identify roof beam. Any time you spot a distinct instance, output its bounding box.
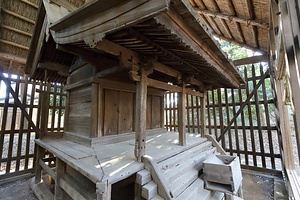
[1,8,35,24]
[49,0,77,12]
[0,24,32,37]
[21,0,39,9]
[0,52,26,64]
[194,8,269,29]
[233,54,269,66]
[0,39,29,50]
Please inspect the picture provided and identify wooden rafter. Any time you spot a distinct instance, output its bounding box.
[0,39,29,50]
[194,8,269,29]
[244,0,259,48]
[21,0,39,9]
[1,8,35,24]
[0,24,32,37]
[0,52,26,64]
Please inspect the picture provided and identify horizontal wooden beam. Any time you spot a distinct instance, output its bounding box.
[21,0,39,9]
[0,24,32,37]
[37,62,69,76]
[0,39,29,50]
[194,8,269,29]
[212,33,266,54]
[233,54,269,66]
[0,52,26,64]
[1,8,35,24]
[49,0,77,12]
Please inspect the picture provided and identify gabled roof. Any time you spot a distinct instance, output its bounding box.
[25,0,244,89]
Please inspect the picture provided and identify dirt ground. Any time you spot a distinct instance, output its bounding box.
[0,170,288,200]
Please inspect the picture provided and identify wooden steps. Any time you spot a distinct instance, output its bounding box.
[138,140,222,200]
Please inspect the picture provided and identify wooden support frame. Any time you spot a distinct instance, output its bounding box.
[217,69,270,142]
[178,85,186,146]
[134,67,149,162]
[200,92,206,137]
[194,8,271,28]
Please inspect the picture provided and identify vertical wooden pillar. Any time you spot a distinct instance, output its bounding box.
[276,79,295,169]
[55,158,66,200]
[91,83,99,137]
[34,145,44,184]
[178,85,186,146]
[134,68,148,162]
[200,92,206,137]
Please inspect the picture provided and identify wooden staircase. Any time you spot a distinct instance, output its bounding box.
[137,139,224,200]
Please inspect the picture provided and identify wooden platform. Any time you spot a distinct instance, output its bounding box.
[35,129,207,185]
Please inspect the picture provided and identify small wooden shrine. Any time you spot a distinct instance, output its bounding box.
[25,0,245,199]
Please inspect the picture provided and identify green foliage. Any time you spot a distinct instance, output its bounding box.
[218,40,249,60]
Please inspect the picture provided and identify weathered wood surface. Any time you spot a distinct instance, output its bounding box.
[35,131,208,185]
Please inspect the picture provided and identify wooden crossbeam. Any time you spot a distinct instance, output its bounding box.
[0,52,26,64]
[49,0,77,12]
[217,69,270,142]
[194,8,269,29]
[233,54,269,66]
[1,8,35,24]
[0,39,29,50]
[0,24,32,37]
[21,0,39,9]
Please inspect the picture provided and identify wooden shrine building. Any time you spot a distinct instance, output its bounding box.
[0,0,300,199]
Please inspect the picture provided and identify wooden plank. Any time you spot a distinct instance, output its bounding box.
[146,95,152,129]
[6,73,20,173]
[211,90,218,138]
[178,86,186,146]
[275,79,294,169]
[35,145,44,184]
[50,0,77,12]
[91,83,98,137]
[186,94,191,133]
[55,157,66,199]
[252,64,266,168]
[200,94,206,137]
[244,68,257,167]
[224,88,232,156]
[217,89,225,148]
[103,89,119,135]
[39,159,56,180]
[143,155,173,200]
[15,75,29,171]
[196,96,201,134]
[118,91,134,133]
[231,88,240,157]
[238,85,248,165]
[152,96,162,129]
[194,8,269,29]
[191,95,196,133]
[233,55,269,66]
[206,92,212,135]
[134,69,148,162]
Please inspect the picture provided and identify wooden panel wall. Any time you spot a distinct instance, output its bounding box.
[66,86,92,137]
[0,71,66,182]
[102,88,163,136]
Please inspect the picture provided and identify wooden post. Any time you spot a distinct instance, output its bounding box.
[178,84,186,146]
[200,92,206,137]
[35,145,44,184]
[276,79,295,169]
[55,158,66,200]
[134,68,148,162]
